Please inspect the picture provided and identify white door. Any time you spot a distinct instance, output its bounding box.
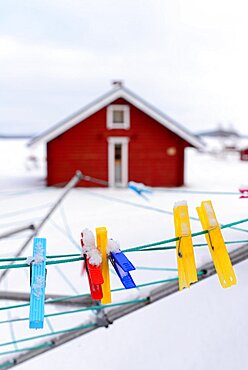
[108,137,129,187]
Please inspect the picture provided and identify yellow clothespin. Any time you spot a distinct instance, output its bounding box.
[196,200,236,288]
[174,201,198,291]
[96,227,111,304]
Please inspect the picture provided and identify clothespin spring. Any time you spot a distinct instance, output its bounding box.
[207,226,217,251]
[177,234,190,258]
[177,237,183,258]
[29,262,47,287]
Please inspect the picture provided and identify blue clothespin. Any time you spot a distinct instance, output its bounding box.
[29,238,46,329]
[128,181,152,201]
[109,251,136,289]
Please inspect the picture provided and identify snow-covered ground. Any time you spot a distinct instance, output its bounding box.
[0,139,248,370]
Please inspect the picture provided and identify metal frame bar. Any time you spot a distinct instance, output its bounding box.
[0,171,82,283]
[0,291,93,307]
[0,225,35,240]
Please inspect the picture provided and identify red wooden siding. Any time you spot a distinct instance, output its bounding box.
[47,98,190,187]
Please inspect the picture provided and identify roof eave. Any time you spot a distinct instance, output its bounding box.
[28,86,204,150]
[28,87,123,147]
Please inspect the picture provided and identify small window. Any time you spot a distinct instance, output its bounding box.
[107,105,130,129]
[113,110,124,124]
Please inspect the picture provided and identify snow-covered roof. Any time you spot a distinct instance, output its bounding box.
[28,85,204,149]
[237,138,248,151]
[198,128,240,138]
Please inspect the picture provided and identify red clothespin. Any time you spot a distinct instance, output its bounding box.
[81,229,104,300]
[239,185,248,198]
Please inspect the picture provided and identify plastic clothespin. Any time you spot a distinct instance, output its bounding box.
[96,227,111,304]
[197,200,236,288]
[29,238,46,329]
[174,201,198,291]
[108,239,136,289]
[128,181,152,201]
[81,229,103,301]
[239,185,248,199]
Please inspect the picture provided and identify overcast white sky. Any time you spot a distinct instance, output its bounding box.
[1,0,248,135]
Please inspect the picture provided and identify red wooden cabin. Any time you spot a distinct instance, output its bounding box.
[240,148,248,161]
[29,82,203,187]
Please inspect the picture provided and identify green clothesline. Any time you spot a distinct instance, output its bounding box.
[0,274,204,313]
[0,298,148,326]
[0,254,80,262]
[123,217,248,253]
[0,256,84,270]
[0,239,248,264]
[0,322,96,350]
[0,360,15,369]
[136,266,178,271]
[0,213,245,362]
[0,272,206,355]
[125,239,248,253]
[0,216,247,268]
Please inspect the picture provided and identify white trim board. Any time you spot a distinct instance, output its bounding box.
[108,137,129,187]
[29,86,204,150]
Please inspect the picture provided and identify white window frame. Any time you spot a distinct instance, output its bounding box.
[108,137,129,187]
[107,105,130,129]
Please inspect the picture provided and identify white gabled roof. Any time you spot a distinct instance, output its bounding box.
[28,85,204,149]
[237,138,248,151]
